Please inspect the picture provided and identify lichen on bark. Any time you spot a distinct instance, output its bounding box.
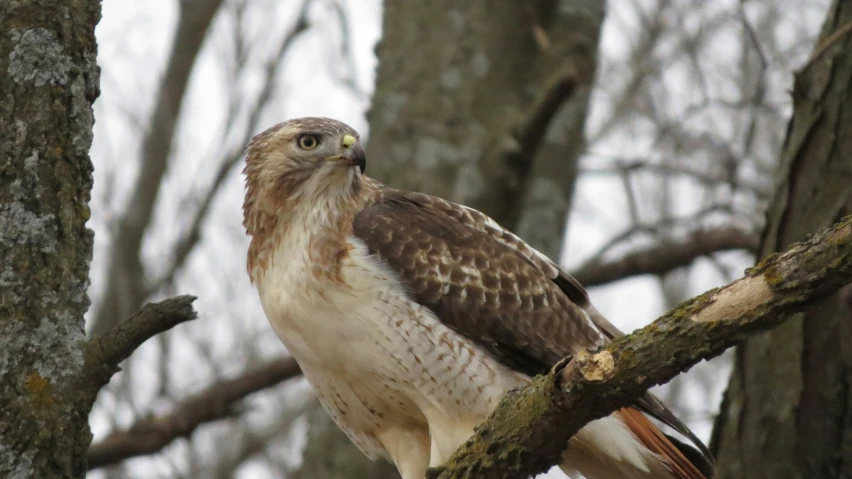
[0,0,101,476]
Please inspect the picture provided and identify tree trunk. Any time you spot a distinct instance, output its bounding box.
[293,1,604,477]
[710,1,852,477]
[0,1,101,477]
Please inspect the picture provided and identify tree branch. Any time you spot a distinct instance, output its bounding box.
[581,157,770,198]
[514,73,579,158]
[428,215,852,479]
[572,226,758,287]
[86,296,198,376]
[488,72,581,236]
[87,357,302,470]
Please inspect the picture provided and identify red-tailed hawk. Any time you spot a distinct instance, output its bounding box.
[242,118,714,479]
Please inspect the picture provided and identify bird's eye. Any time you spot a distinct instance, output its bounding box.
[297,135,320,150]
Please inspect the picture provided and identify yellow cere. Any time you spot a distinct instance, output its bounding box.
[342,134,356,148]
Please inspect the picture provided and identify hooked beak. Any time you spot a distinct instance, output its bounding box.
[341,135,366,173]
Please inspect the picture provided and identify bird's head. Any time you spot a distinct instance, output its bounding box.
[242,117,367,228]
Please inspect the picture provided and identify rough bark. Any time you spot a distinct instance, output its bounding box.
[293,2,605,476]
[0,5,203,476]
[0,1,101,476]
[710,1,852,478]
[427,215,852,479]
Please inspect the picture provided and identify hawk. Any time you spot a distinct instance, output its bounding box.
[242,117,714,479]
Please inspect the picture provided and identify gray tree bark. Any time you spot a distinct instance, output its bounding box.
[0,1,101,476]
[710,1,852,477]
[293,1,605,477]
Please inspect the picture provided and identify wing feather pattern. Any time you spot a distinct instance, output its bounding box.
[353,190,605,376]
[352,188,713,478]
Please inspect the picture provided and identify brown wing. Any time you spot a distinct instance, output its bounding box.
[353,188,714,476]
[352,189,606,376]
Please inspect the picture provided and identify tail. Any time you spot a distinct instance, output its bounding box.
[560,408,713,479]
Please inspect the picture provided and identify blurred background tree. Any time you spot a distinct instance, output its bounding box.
[54,0,841,477]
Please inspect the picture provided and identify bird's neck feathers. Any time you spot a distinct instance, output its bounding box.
[243,167,380,283]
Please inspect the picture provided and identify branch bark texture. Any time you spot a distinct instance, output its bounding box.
[85,296,198,381]
[427,216,852,479]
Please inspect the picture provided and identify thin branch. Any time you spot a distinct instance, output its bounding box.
[582,156,770,198]
[579,204,740,266]
[87,295,198,373]
[428,215,852,479]
[483,71,581,234]
[514,73,579,159]
[572,226,758,287]
[804,20,852,67]
[87,357,302,470]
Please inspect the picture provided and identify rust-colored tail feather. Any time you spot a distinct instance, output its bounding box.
[617,407,708,479]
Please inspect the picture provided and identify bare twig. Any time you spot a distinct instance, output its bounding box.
[805,20,852,67]
[579,203,742,266]
[573,226,758,287]
[428,215,852,479]
[514,73,579,161]
[582,156,770,197]
[85,296,198,376]
[87,357,303,470]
